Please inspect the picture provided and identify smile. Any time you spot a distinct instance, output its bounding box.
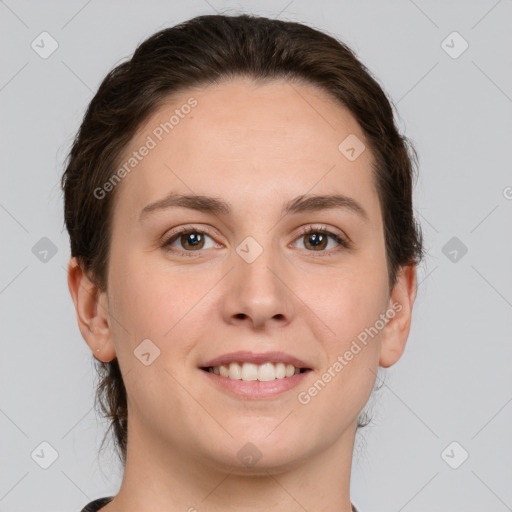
[203,362,309,381]
[199,350,313,398]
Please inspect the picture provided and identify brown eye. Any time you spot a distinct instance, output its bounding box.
[162,228,217,255]
[303,231,329,251]
[177,231,205,250]
[294,226,349,254]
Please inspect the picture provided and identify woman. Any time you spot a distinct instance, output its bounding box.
[62,13,423,512]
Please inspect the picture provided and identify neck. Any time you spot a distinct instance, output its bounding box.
[103,419,357,512]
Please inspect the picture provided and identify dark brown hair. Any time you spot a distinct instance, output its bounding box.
[61,13,423,467]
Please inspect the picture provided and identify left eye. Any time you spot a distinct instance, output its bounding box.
[293,227,348,252]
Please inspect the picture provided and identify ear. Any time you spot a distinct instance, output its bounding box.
[379,265,417,368]
[67,257,117,362]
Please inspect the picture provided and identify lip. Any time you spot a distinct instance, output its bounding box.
[200,367,311,399]
[201,351,312,369]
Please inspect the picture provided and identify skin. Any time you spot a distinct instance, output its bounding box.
[68,76,417,512]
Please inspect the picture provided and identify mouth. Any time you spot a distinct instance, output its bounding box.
[200,362,312,382]
[199,351,313,399]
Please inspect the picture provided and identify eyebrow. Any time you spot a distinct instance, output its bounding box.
[139,192,369,223]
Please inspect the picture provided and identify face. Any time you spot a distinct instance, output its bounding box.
[87,77,412,473]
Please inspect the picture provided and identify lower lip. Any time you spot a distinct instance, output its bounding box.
[200,369,311,399]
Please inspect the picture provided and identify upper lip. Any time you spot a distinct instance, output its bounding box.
[201,351,312,369]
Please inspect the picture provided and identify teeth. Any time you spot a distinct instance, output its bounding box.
[229,362,242,380]
[241,362,258,381]
[258,362,275,382]
[209,362,305,381]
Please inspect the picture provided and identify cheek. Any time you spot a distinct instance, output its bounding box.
[105,259,205,412]
[301,262,390,349]
[108,255,215,352]
[294,270,387,434]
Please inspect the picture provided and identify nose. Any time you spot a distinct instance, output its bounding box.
[221,242,293,330]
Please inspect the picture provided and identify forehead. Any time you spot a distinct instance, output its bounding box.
[112,77,379,223]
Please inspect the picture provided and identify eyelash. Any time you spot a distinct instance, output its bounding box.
[161,225,350,258]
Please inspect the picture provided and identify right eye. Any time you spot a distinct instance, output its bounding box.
[161,227,220,256]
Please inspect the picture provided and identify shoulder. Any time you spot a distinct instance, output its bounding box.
[80,496,114,512]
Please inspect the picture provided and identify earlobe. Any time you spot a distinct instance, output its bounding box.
[67,257,117,362]
[379,265,417,368]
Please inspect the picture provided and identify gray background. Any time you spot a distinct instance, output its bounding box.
[1,1,511,511]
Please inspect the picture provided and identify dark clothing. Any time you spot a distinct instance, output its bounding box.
[80,497,113,511]
[80,496,359,511]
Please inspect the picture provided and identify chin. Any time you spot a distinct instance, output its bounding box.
[199,424,315,474]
